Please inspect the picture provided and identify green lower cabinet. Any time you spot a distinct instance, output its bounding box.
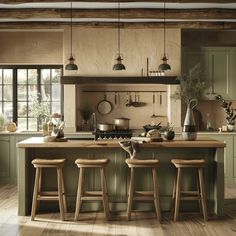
[199,133,235,185]
[0,135,10,182]
[0,133,41,184]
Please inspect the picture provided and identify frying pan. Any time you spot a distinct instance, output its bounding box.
[97,94,113,115]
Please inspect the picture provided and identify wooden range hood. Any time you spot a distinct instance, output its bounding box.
[61,76,180,85]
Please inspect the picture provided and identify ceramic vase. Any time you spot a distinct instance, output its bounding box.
[163,131,175,140]
[182,99,198,141]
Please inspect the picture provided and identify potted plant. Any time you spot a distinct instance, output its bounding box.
[163,122,175,140]
[215,94,236,131]
[172,63,208,140]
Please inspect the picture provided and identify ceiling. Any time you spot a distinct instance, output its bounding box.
[0,1,235,28]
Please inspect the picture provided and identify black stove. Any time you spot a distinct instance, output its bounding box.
[94,130,132,140]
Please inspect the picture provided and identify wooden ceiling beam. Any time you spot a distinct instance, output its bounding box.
[0,8,236,20]
[1,0,236,3]
[0,21,235,29]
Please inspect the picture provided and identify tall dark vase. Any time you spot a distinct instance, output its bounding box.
[182,99,198,141]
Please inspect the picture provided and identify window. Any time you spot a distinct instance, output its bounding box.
[0,66,63,131]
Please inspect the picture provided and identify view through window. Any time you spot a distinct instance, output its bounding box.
[0,66,63,131]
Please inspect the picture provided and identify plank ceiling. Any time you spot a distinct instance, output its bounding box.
[0,1,236,29]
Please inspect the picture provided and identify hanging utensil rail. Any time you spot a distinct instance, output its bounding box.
[82,90,167,93]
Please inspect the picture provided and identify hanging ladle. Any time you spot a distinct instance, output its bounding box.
[151,92,158,118]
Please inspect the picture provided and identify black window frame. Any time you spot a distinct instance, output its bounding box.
[0,65,64,130]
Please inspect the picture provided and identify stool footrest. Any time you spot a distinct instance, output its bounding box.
[39,191,61,196]
[81,196,103,201]
[132,191,155,201]
[180,196,201,201]
[37,196,59,201]
[83,191,103,196]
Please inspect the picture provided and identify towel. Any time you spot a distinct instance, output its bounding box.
[119,140,140,159]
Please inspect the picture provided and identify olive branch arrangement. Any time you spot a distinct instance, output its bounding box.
[215,95,236,125]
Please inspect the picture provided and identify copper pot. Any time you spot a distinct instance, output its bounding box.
[114,117,130,130]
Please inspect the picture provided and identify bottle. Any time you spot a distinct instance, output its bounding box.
[42,118,48,137]
[47,119,54,136]
[206,113,213,131]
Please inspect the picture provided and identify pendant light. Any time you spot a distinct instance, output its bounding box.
[65,1,78,70]
[113,0,126,70]
[158,0,171,71]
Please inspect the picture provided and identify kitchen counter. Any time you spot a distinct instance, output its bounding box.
[17,137,225,148]
[17,137,225,217]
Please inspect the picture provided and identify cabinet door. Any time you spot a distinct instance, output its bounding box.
[199,134,233,183]
[207,50,230,99]
[0,136,10,178]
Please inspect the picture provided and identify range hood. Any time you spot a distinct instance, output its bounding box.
[61,76,180,85]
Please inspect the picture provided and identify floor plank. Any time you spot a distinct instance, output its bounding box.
[0,184,236,236]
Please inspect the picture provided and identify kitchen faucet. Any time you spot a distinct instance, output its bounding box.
[92,112,97,133]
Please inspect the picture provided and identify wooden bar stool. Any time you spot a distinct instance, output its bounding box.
[74,158,110,221]
[171,159,208,221]
[125,159,161,221]
[31,158,67,221]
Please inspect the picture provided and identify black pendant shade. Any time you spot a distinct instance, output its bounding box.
[65,1,78,71]
[113,55,126,70]
[158,1,171,71]
[113,0,126,71]
[158,55,171,71]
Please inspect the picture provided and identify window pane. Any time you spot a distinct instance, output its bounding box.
[52,84,60,101]
[28,118,37,131]
[41,69,51,84]
[3,70,13,84]
[41,85,51,101]
[28,69,37,85]
[18,102,27,117]
[0,85,2,101]
[52,69,61,83]
[3,102,13,117]
[3,85,13,101]
[18,118,27,130]
[0,103,2,113]
[17,69,27,84]
[0,69,2,84]
[51,102,61,114]
[28,85,37,98]
[18,85,27,101]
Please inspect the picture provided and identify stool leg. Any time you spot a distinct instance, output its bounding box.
[198,168,208,221]
[74,168,84,221]
[36,167,42,213]
[57,168,65,221]
[152,167,161,222]
[100,167,110,220]
[174,168,181,222]
[127,167,134,221]
[171,173,177,215]
[197,174,203,216]
[60,168,67,213]
[31,167,40,221]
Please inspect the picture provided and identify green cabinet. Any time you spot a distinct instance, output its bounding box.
[0,135,10,180]
[182,47,235,100]
[199,133,235,185]
[0,133,41,184]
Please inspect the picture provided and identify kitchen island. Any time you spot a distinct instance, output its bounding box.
[17,137,225,217]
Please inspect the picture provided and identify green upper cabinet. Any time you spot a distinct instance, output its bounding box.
[182,47,235,100]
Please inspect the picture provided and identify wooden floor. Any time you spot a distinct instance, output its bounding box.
[1,184,236,236]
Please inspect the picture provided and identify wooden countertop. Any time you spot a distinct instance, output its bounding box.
[16,137,226,149]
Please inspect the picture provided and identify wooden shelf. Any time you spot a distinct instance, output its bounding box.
[61,76,180,85]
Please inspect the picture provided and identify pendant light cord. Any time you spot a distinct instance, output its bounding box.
[70,1,73,57]
[163,0,166,56]
[118,0,120,56]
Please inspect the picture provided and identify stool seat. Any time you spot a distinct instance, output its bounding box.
[75,158,109,167]
[31,158,67,221]
[32,158,66,167]
[171,159,206,168]
[125,159,159,168]
[74,158,110,221]
[171,158,208,222]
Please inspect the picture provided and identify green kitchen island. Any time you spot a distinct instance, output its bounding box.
[17,137,225,216]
